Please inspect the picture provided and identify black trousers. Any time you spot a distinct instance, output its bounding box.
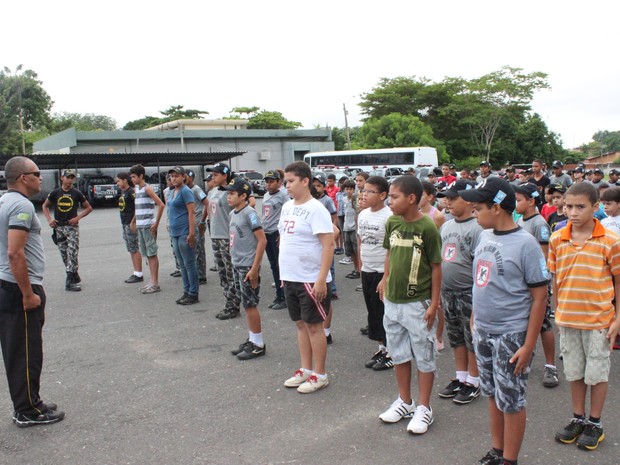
[0,279,46,414]
[362,271,387,343]
[265,231,284,301]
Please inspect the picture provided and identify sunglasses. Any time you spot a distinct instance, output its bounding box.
[15,171,41,180]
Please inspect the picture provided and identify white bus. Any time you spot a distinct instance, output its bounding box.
[303,147,438,172]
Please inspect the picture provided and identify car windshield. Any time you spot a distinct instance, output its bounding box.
[87,177,114,184]
[241,172,262,180]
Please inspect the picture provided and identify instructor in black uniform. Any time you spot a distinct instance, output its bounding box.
[0,156,65,427]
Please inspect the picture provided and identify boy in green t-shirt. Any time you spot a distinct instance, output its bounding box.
[377,176,442,435]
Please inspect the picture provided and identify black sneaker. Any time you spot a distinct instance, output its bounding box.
[178,294,199,305]
[170,270,182,277]
[271,299,287,310]
[209,266,217,272]
[331,292,339,301]
[237,342,266,360]
[555,418,586,444]
[13,409,65,428]
[438,379,464,399]
[576,422,604,450]
[198,278,207,285]
[326,334,333,344]
[216,308,240,320]
[478,449,503,465]
[124,274,144,284]
[365,350,385,368]
[65,282,81,292]
[372,354,394,371]
[231,339,251,356]
[360,325,369,335]
[175,293,189,304]
[453,383,480,404]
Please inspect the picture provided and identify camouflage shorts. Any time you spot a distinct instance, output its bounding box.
[473,328,532,413]
[559,326,610,385]
[232,266,260,309]
[440,289,473,351]
[541,281,553,333]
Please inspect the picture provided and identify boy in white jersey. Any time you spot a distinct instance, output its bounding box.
[601,187,620,235]
[514,182,559,389]
[279,162,334,393]
[357,176,393,371]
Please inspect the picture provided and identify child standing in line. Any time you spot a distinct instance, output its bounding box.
[459,177,549,465]
[550,182,620,451]
[513,182,559,388]
[377,176,442,435]
[335,176,347,255]
[280,162,334,393]
[342,180,361,280]
[226,178,268,360]
[357,176,393,371]
[436,180,483,405]
[601,187,620,235]
[115,172,143,284]
[547,184,567,232]
[540,185,556,221]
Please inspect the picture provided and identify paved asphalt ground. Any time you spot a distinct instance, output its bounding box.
[1,205,619,465]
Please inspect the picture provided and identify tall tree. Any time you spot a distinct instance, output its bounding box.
[122,105,208,130]
[592,130,620,153]
[228,107,302,129]
[48,112,118,132]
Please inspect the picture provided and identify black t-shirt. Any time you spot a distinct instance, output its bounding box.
[47,188,86,222]
[530,175,550,194]
[547,211,567,232]
[118,187,136,225]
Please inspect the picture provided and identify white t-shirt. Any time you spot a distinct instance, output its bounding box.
[357,206,392,273]
[278,198,333,283]
[602,215,620,236]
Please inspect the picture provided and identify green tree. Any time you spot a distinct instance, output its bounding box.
[122,105,208,130]
[227,106,301,129]
[48,112,118,132]
[0,65,53,154]
[592,130,620,152]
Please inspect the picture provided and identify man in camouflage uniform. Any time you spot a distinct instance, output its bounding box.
[42,169,92,291]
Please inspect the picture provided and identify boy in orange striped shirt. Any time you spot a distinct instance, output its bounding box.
[548,182,620,451]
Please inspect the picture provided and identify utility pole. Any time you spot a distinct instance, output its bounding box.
[343,103,351,149]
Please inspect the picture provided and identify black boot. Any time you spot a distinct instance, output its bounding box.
[73,271,81,283]
[66,273,81,292]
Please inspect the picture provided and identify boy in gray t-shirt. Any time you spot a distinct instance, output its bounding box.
[514,182,559,389]
[225,178,267,360]
[460,177,549,465]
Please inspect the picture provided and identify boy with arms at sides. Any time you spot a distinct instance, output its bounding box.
[357,176,393,371]
[129,164,165,294]
[513,183,559,388]
[436,180,483,405]
[547,184,567,232]
[342,179,361,280]
[550,182,620,451]
[226,178,268,360]
[377,176,442,435]
[459,177,549,465]
[600,186,620,236]
[280,162,334,393]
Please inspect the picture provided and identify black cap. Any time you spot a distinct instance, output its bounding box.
[594,168,604,175]
[205,174,213,182]
[552,160,563,168]
[548,183,566,195]
[505,166,515,172]
[224,177,252,194]
[480,160,491,167]
[313,172,327,186]
[586,170,593,175]
[609,169,620,176]
[263,170,281,181]
[168,166,186,175]
[574,167,584,174]
[437,179,476,198]
[513,182,542,207]
[208,163,231,175]
[62,168,77,177]
[458,177,516,212]
[186,169,195,179]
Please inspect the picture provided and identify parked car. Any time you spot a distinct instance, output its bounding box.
[237,170,266,196]
[77,175,120,206]
[368,167,404,180]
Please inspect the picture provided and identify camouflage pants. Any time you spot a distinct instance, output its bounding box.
[195,227,207,281]
[211,239,240,311]
[441,289,474,351]
[56,225,79,273]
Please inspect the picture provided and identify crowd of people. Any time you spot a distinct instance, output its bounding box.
[1,155,619,465]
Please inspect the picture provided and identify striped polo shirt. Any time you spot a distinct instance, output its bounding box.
[548,218,620,330]
[135,184,155,229]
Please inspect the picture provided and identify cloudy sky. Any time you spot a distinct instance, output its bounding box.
[3,0,618,149]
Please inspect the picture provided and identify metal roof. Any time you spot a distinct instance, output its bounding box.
[0,151,245,170]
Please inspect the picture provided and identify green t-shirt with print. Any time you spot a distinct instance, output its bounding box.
[383,214,442,303]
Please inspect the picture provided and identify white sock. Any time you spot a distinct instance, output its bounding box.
[324,328,331,337]
[134,271,143,277]
[466,375,480,387]
[456,371,468,383]
[301,367,313,374]
[314,372,327,379]
[379,344,387,353]
[249,331,264,347]
[545,364,557,369]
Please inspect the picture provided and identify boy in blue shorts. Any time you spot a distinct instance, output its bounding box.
[226,178,268,360]
[377,176,442,435]
[459,177,549,465]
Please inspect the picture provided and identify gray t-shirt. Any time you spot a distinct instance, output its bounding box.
[317,194,336,215]
[472,227,549,334]
[548,173,573,190]
[0,191,45,285]
[342,195,356,231]
[208,188,232,239]
[440,217,483,291]
[517,214,551,244]
[229,205,262,267]
[189,185,207,223]
[261,188,289,234]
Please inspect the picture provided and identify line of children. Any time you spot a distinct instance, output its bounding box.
[341,179,360,279]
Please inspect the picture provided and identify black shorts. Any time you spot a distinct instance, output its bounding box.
[284,281,332,324]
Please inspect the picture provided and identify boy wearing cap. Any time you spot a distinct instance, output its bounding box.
[129,164,165,294]
[550,182,620,451]
[547,184,568,232]
[377,176,442,435]
[477,161,497,183]
[185,170,208,285]
[504,167,520,187]
[591,168,604,186]
[226,178,267,360]
[42,169,93,292]
[514,183,559,388]
[436,180,483,405]
[280,161,334,393]
[459,177,549,465]
[549,161,572,190]
[261,169,288,310]
[206,163,241,320]
[608,169,620,187]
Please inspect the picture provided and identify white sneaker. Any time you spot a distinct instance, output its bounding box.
[283,369,311,388]
[407,405,434,434]
[338,257,353,265]
[379,397,415,423]
[297,374,329,393]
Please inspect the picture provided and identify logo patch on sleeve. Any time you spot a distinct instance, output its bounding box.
[17,213,31,221]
